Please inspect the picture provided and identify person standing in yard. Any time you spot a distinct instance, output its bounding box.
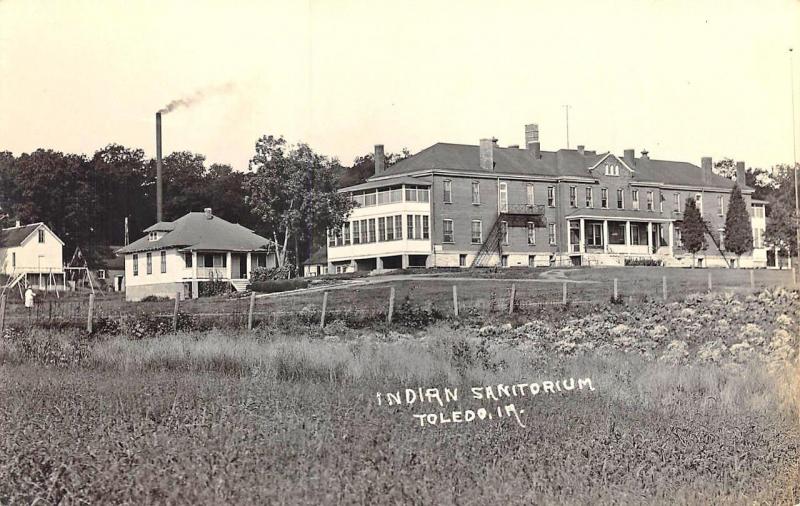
[24,287,36,322]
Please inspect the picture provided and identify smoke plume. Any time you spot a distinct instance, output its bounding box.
[158,82,236,114]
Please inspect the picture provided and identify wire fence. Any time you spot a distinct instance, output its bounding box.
[0,268,796,333]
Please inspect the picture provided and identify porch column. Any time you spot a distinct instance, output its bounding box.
[246,252,251,279]
[401,254,409,269]
[647,222,653,252]
[226,252,233,279]
[602,220,609,253]
[668,222,674,256]
[625,221,631,246]
[579,218,585,253]
[191,251,199,299]
[376,256,383,270]
[350,259,357,272]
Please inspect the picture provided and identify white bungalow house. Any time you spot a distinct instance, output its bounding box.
[0,221,65,290]
[116,208,277,301]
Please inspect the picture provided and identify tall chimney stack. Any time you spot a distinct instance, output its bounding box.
[479,138,495,171]
[156,112,163,222]
[374,144,385,176]
[735,161,746,186]
[623,149,635,167]
[701,156,712,185]
[530,141,541,159]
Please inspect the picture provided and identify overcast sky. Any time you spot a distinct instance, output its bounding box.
[1,0,799,170]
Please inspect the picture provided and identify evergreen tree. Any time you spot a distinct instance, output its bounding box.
[723,184,753,264]
[682,197,706,267]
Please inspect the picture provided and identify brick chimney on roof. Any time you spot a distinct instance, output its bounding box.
[479,138,495,171]
[701,157,712,185]
[735,161,746,186]
[623,149,635,167]
[374,144,385,176]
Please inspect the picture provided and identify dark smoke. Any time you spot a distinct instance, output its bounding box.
[158,82,235,114]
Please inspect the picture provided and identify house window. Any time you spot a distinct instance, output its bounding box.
[587,223,603,247]
[360,219,368,244]
[328,230,336,247]
[417,188,429,202]
[472,181,480,204]
[407,215,414,240]
[146,252,152,275]
[646,191,654,211]
[404,187,417,202]
[414,215,422,240]
[459,254,467,267]
[632,190,640,210]
[585,187,593,208]
[695,193,703,215]
[609,222,626,245]
[718,195,724,216]
[443,219,454,243]
[422,216,429,240]
[548,223,557,245]
[500,221,509,245]
[378,217,386,242]
[676,228,683,247]
[443,180,452,203]
[617,189,624,209]
[204,254,214,268]
[38,229,45,243]
[528,255,536,268]
[601,188,609,209]
[527,222,536,245]
[526,184,535,206]
[160,251,167,273]
[501,255,509,268]
[569,186,577,207]
[184,253,193,268]
[132,254,138,276]
[97,269,106,280]
[674,193,680,212]
[499,182,508,212]
[352,221,361,245]
[11,252,15,268]
[394,215,402,240]
[471,220,482,244]
[753,206,765,218]
[343,222,351,245]
[368,219,376,243]
[148,231,158,241]
[659,193,665,213]
[754,228,764,248]
[547,186,555,207]
[605,163,620,176]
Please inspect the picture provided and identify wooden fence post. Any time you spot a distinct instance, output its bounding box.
[172,292,180,332]
[662,276,668,301]
[452,285,458,317]
[0,294,6,336]
[387,286,395,323]
[562,282,567,304]
[86,293,95,334]
[613,279,618,300]
[320,291,328,328]
[248,291,256,330]
[707,271,712,292]
[750,269,755,289]
[509,284,516,314]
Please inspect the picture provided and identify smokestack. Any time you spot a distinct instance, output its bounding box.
[525,123,539,146]
[530,141,541,159]
[701,157,712,185]
[623,149,635,167]
[374,144,385,176]
[735,161,746,186]
[479,138,494,171]
[156,112,163,222]
[577,145,585,155]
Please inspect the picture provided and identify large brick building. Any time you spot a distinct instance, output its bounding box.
[327,125,767,272]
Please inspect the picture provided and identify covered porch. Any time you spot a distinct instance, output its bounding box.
[566,213,675,259]
[182,250,275,297]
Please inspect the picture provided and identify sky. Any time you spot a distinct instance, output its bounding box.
[1,0,799,171]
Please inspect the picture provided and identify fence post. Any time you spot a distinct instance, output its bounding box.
[387,286,395,323]
[248,291,256,330]
[750,269,755,289]
[86,293,95,334]
[171,292,180,331]
[613,279,618,300]
[320,291,328,328]
[562,282,567,304]
[0,294,6,336]
[662,276,668,301]
[509,283,516,314]
[452,285,458,317]
[707,271,712,292]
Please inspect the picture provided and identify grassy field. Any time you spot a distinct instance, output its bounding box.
[1,286,799,504]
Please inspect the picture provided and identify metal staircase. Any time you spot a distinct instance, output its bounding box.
[471,204,546,267]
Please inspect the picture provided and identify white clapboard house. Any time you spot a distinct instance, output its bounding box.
[0,221,65,291]
[116,208,277,301]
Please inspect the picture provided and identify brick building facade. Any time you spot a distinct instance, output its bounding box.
[327,125,767,272]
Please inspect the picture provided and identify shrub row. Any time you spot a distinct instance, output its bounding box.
[249,278,310,293]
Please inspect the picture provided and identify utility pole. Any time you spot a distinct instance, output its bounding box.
[791,49,799,282]
[563,105,571,149]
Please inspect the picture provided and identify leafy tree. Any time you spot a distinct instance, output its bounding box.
[763,164,798,259]
[337,148,411,188]
[723,183,753,263]
[712,158,736,180]
[0,151,17,228]
[681,197,706,267]
[244,135,354,271]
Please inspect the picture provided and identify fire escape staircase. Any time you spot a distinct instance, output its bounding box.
[471,205,546,268]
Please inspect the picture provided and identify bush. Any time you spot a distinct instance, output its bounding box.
[198,279,231,297]
[140,295,170,303]
[624,257,664,267]
[250,278,310,293]
[251,265,295,282]
[392,295,443,329]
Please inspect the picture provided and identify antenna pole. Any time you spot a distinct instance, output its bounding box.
[791,48,799,282]
[563,105,571,149]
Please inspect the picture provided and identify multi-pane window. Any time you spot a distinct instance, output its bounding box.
[184,252,192,268]
[352,221,361,244]
[132,254,139,276]
[604,163,620,176]
[360,219,368,243]
[407,215,414,240]
[617,188,624,209]
[548,223,557,245]
[500,221,509,245]
[527,184,535,206]
[443,180,452,203]
[754,206,765,218]
[547,186,555,207]
[632,190,640,210]
[38,229,45,243]
[472,181,480,204]
[585,187,593,208]
[659,193,665,213]
[414,215,422,240]
[674,193,681,212]
[459,254,467,267]
[328,230,336,247]
[160,251,167,273]
[646,191,654,211]
[148,231,158,241]
[601,188,609,209]
[368,219,376,243]
[385,218,393,241]
[378,217,386,241]
[499,182,508,212]
[422,216,429,240]
[471,220,482,244]
[754,228,764,248]
[146,252,152,275]
[718,195,724,216]
[443,219,454,243]
[569,186,577,207]
[527,222,536,245]
[343,222,351,245]
[394,216,402,240]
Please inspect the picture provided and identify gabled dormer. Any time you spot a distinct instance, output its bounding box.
[588,152,636,180]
